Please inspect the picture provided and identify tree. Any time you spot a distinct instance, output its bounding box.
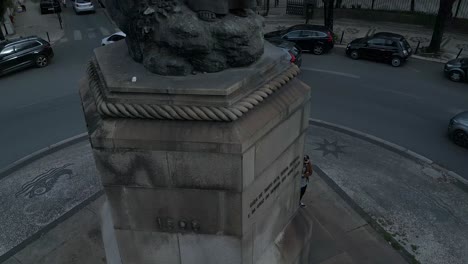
[323,0,334,32]
[427,0,457,53]
[335,0,342,8]
[0,0,14,40]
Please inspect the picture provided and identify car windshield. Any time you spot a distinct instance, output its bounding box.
[76,0,91,3]
[400,40,411,50]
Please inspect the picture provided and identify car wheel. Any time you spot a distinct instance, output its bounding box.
[313,45,324,55]
[391,57,402,67]
[35,55,49,68]
[453,130,468,147]
[350,50,359,60]
[449,71,463,82]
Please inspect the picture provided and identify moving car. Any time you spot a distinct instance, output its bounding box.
[0,36,54,76]
[267,39,302,67]
[40,0,61,14]
[101,31,126,46]
[444,57,467,82]
[448,111,468,147]
[264,24,334,55]
[346,33,412,67]
[73,0,95,14]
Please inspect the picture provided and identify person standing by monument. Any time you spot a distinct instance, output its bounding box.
[300,155,313,208]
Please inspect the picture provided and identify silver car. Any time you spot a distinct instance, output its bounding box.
[73,0,95,13]
[448,111,468,147]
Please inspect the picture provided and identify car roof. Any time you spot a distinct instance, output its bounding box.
[113,31,126,37]
[0,36,43,48]
[373,32,405,40]
[288,24,330,32]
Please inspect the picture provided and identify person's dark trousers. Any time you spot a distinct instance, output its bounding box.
[300,185,307,201]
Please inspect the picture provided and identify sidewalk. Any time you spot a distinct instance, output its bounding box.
[3,120,468,263]
[0,138,406,264]
[263,14,468,62]
[6,0,64,44]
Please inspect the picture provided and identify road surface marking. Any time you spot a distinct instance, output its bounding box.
[59,37,68,43]
[88,31,96,39]
[100,27,110,36]
[301,67,361,79]
[73,30,82,40]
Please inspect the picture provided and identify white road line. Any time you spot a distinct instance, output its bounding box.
[301,67,361,79]
[73,30,82,40]
[88,32,96,39]
[99,27,110,36]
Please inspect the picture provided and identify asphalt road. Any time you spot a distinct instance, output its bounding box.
[299,50,468,178]
[0,5,115,169]
[1,9,467,180]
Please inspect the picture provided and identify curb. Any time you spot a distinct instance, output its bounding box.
[313,165,420,264]
[309,118,468,187]
[411,55,449,64]
[0,133,88,180]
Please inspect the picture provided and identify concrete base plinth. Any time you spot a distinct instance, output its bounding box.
[80,42,312,264]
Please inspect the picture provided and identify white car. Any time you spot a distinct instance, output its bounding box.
[73,0,95,14]
[101,31,126,46]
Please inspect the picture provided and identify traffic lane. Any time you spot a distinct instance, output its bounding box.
[0,43,89,112]
[304,49,468,107]
[299,56,468,179]
[0,8,112,168]
[0,93,85,169]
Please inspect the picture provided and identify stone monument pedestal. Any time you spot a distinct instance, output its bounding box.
[80,41,313,264]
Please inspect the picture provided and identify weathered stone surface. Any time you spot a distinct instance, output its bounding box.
[80,33,313,262]
[115,230,181,264]
[106,0,264,76]
[179,234,241,264]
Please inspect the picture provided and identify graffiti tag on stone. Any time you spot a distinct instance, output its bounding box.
[16,163,73,198]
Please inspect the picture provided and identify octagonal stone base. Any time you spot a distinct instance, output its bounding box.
[80,42,313,264]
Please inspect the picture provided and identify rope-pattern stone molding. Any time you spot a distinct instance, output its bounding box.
[87,62,300,122]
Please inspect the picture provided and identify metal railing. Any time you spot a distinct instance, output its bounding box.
[286,0,468,19]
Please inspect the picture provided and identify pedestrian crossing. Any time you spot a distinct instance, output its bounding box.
[59,27,120,43]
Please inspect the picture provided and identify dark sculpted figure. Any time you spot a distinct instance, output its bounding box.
[106,0,264,76]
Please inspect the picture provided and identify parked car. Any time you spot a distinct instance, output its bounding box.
[346,33,412,67]
[267,39,302,67]
[73,0,95,14]
[444,57,467,82]
[101,31,126,46]
[264,24,334,55]
[0,36,54,76]
[40,0,61,14]
[448,111,468,147]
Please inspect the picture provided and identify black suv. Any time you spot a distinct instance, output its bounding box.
[346,32,412,67]
[264,24,334,55]
[40,0,61,14]
[0,36,54,76]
